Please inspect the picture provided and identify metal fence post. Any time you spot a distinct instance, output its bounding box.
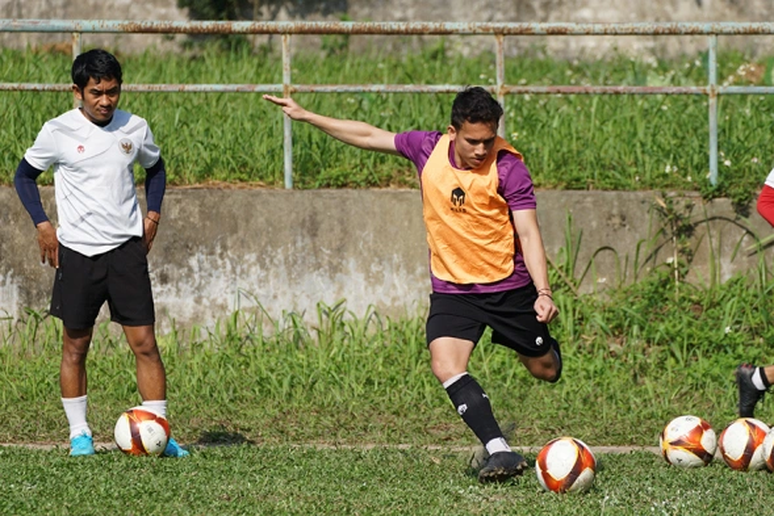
[708,34,718,186]
[495,33,506,139]
[71,32,81,109]
[282,33,293,189]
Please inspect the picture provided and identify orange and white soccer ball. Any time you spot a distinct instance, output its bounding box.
[114,407,170,456]
[718,418,770,471]
[535,437,597,493]
[759,427,774,472]
[659,415,716,467]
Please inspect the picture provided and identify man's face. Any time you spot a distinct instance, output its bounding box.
[448,120,498,169]
[73,76,121,125]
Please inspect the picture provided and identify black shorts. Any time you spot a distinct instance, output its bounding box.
[50,237,155,329]
[425,285,559,358]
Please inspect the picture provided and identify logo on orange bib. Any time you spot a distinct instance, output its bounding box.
[451,187,466,213]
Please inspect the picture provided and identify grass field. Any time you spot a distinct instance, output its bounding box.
[3,446,774,515]
[4,264,774,513]
[1,45,774,205]
[4,42,774,514]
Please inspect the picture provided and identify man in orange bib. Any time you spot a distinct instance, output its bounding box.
[265,87,561,483]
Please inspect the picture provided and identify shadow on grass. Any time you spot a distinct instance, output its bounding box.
[195,430,255,447]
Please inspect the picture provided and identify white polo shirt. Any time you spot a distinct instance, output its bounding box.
[24,108,161,257]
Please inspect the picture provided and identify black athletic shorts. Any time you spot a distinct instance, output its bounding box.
[425,285,559,358]
[50,237,155,329]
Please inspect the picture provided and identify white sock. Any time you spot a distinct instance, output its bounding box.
[142,400,168,418]
[485,437,512,455]
[752,368,768,391]
[442,372,468,389]
[61,395,91,439]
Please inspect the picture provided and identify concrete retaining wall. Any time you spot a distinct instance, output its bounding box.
[1,187,770,330]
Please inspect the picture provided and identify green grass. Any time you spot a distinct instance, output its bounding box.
[1,44,773,203]
[1,446,773,515]
[5,41,774,513]
[3,264,774,447]
[4,246,774,512]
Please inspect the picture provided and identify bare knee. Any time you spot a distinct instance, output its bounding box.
[128,333,161,361]
[125,328,161,362]
[428,337,475,384]
[534,364,561,383]
[133,337,161,361]
[522,350,562,383]
[62,329,92,365]
[431,357,464,384]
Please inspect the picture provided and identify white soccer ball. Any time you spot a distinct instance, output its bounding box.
[659,415,716,467]
[535,437,597,493]
[718,417,770,471]
[114,407,170,456]
[761,428,774,472]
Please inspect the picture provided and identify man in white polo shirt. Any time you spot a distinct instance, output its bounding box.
[14,48,188,457]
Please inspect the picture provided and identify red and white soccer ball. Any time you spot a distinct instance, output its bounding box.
[535,437,597,493]
[114,407,170,456]
[718,418,770,471]
[659,415,717,467]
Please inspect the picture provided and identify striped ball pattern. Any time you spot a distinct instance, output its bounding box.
[114,407,170,456]
[718,418,769,471]
[535,437,597,493]
[660,415,716,467]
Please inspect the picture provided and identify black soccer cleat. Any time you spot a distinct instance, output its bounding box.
[736,363,766,418]
[477,451,528,483]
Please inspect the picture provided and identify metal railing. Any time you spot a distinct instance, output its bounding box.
[2,20,774,188]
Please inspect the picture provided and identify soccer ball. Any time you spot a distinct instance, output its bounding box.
[718,417,770,471]
[659,415,716,467]
[114,407,170,456]
[535,437,597,493]
[759,428,774,472]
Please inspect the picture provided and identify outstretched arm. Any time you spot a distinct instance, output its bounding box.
[263,95,400,155]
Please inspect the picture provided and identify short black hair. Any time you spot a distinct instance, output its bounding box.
[450,87,503,130]
[71,49,122,90]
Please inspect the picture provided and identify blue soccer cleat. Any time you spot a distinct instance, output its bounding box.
[162,437,189,458]
[69,432,95,456]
